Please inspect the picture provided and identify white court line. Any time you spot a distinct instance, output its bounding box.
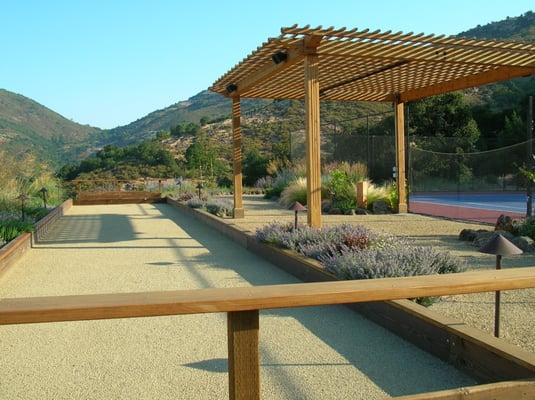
[409,200,525,214]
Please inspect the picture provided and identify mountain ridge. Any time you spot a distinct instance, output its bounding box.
[2,10,535,166]
[0,89,102,164]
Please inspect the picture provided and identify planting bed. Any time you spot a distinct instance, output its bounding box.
[184,196,535,354]
[169,197,535,382]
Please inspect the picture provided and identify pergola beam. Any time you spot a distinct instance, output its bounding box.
[398,66,535,103]
[320,60,409,96]
[231,47,304,97]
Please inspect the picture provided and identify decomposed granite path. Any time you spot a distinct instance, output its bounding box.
[0,204,475,400]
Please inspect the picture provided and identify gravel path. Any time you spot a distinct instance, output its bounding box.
[222,196,535,353]
[0,203,474,399]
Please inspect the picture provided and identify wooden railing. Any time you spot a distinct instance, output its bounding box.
[2,267,535,399]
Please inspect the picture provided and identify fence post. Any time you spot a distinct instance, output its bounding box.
[227,310,260,400]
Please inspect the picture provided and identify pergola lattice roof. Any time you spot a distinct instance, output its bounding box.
[210,25,535,102]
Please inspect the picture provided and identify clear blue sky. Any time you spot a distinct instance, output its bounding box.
[1,1,533,129]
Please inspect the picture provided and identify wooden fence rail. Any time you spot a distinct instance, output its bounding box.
[1,267,535,400]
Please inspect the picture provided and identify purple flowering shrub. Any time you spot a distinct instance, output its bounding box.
[186,198,205,209]
[256,222,465,293]
[320,246,464,280]
[206,198,233,217]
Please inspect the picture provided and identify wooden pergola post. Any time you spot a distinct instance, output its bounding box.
[304,52,322,227]
[232,96,244,218]
[394,98,408,213]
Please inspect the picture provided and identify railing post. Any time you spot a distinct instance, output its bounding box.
[227,310,260,400]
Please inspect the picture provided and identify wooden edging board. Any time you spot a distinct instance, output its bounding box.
[0,199,72,279]
[166,197,535,383]
[390,379,535,399]
[74,191,164,205]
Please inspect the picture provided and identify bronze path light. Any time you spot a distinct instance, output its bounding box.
[478,233,522,337]
[39,187,49,209]
[17,193,29,220]
[196,182,204,199]
[289,202,307,229]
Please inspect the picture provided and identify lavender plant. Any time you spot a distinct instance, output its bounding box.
[255,222,465,301]
[186,198,205,209]
[254,176,273,189]
[205,198,233,217]
[321,246,464,280]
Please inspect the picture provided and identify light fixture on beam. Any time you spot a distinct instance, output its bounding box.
[226,83,238,94]
[271,51,288,64]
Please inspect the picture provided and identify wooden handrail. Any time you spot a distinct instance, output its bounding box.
[1,267,535,326]
[3,267,535,400]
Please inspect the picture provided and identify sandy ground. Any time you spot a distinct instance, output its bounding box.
[0,203,474,400]
[220,196,535,353]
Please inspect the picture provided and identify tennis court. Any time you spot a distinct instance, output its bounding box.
[409,192,529,224]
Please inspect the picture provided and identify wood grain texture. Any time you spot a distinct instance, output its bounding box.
[0,233,31,279]
[228,310,260,400]
[74,192,162,205]
[1,267,535,325]
[210,25,535,102]
[232,97,244,218]
[389,379,535,399]
[398,66,535,103]
[394,100,407,213]
[304,53,322,227]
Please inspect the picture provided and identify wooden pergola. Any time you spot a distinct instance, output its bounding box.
[210,25,535,227]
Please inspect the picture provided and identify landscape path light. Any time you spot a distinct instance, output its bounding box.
[17,193,29,220]
[289,201,307,229]
[196,182,204,199]
[39,187,49,209]
[478,233,523,337]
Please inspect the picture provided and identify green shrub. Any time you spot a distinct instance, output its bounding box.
[519,216,535,240]
[385,182,398,211]
[324,161,368,184]
[26,207,50,221]
[0,220,34,243]
[265,170,296,198]
[279,178,307,207]
[326,170,356,213]
[366,183,389,210]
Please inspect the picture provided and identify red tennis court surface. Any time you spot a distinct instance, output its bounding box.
[409,201,526,224]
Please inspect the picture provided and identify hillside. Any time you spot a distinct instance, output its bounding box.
[459,11,535,113]
[106,11,535,145]
[102,91,233,146]
[3,10,535,168]
[105,90,388,146]
[0,89,102,164]
[459,10,535,41]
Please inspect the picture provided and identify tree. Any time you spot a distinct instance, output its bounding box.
[500,111,524,147]
[408,92,480,152]
[184,134,216,177]
[243,148,269,186]
[171,122,200,137]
